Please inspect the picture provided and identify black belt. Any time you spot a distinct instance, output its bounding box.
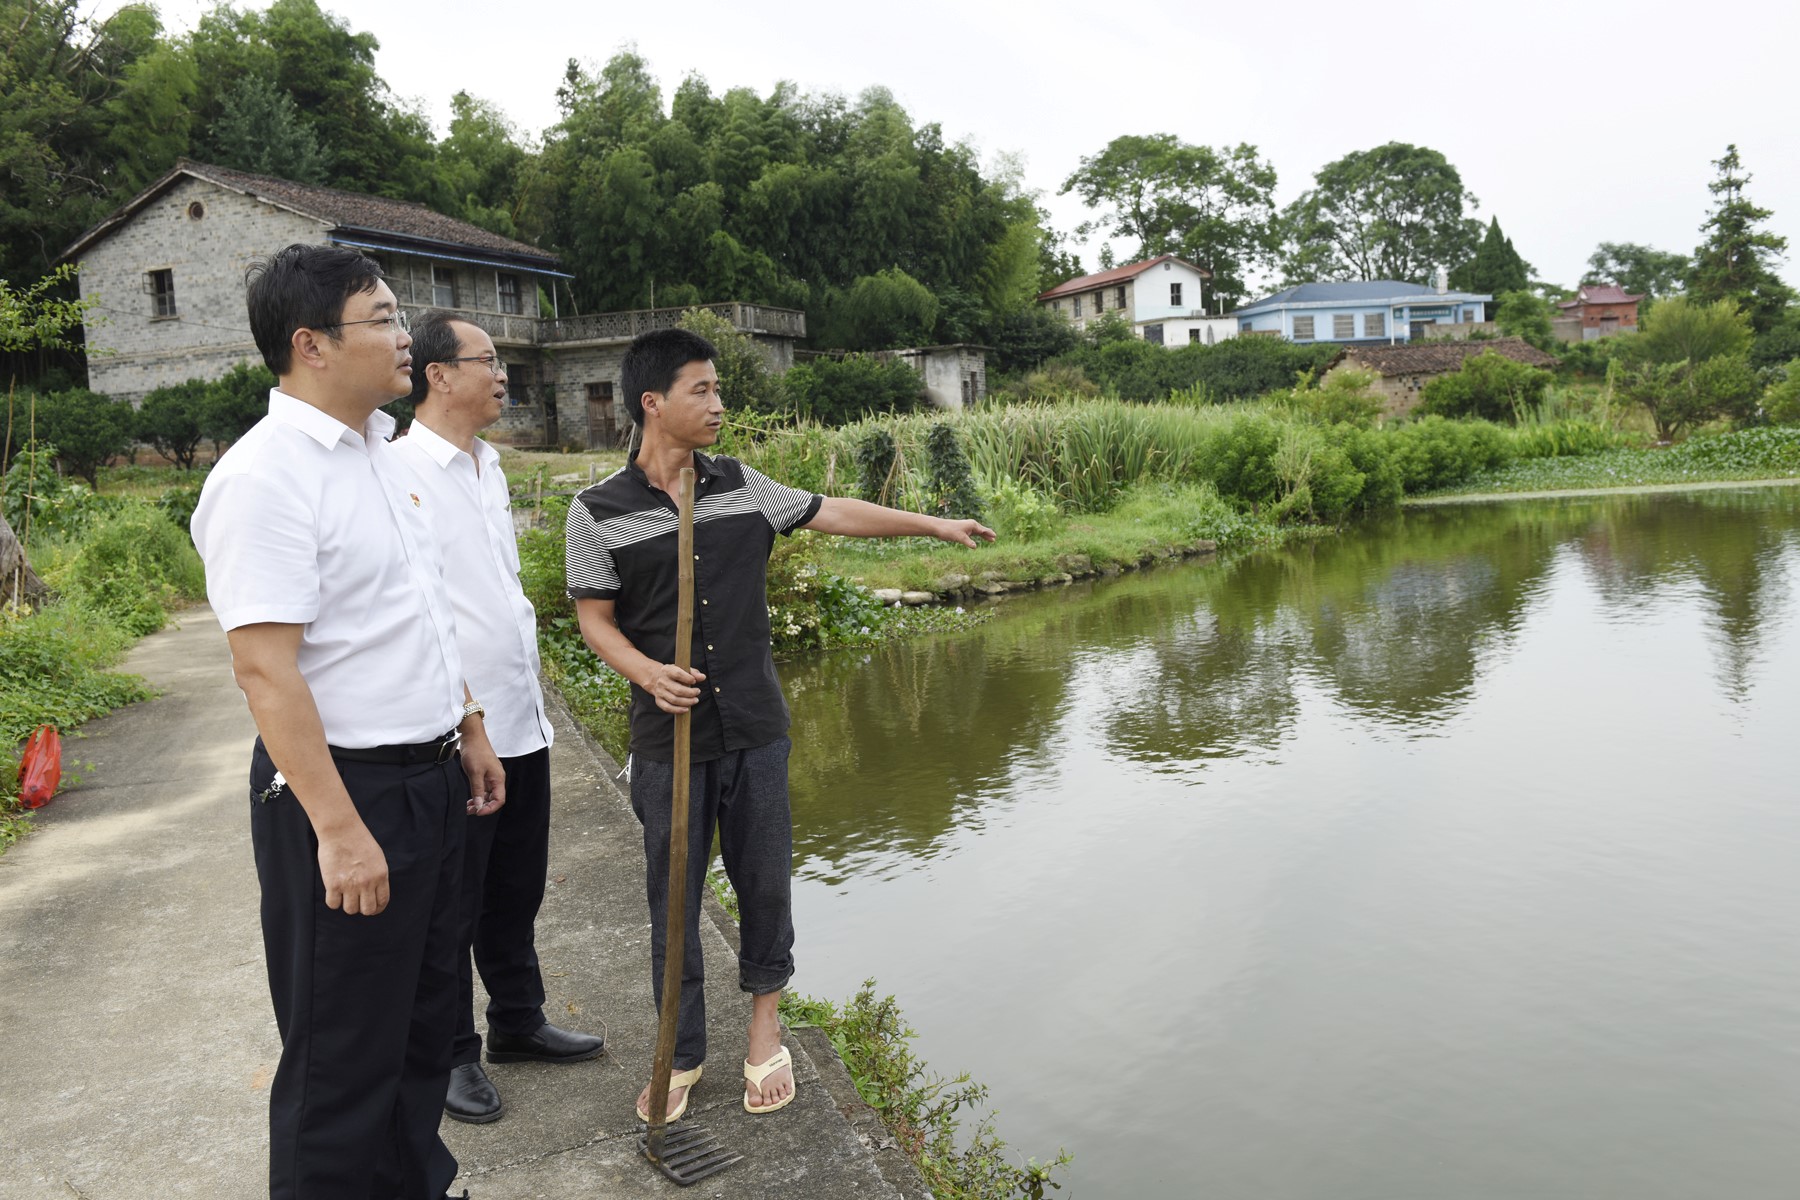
[328,729,461,766]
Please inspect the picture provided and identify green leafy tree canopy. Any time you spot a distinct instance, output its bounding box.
[1687,144,1794,333]
[1583,242,1689,297]
[1281,142,1481,285]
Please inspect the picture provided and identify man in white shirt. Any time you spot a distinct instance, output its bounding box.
[191,245,505,1200]
[390,312,604,1126]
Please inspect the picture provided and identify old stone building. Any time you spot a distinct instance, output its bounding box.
[1554,284,1644,342]
[61,160,805,446]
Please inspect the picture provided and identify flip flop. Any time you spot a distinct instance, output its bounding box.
[742,1045,795,1114]
[636,1064,703,1123]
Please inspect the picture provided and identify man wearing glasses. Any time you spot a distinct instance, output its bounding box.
[391,312,605,1126]
[192,245,505,1199]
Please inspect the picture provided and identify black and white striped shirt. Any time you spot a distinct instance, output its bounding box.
[565,451,822,762]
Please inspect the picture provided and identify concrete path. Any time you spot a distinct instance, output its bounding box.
[0,607,922,1199]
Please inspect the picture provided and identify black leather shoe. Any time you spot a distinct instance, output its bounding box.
[485,1022,605,1064]
[444,1062,503,1124]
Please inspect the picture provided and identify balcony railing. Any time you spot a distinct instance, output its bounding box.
[459,302,806,347]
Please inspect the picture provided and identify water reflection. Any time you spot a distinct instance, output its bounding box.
[780,487,1800,1199]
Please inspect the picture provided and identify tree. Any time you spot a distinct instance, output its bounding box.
[1688,144,1795,333]
[1280,143,1481,284]
[1614,355,1760,441]
[1419,351,1553,423]
[816,268,939,350]
[1583,242,1689,297]
[27,387,133,483]
[203,73,327,183]
[1493,290,1556,351]
[135,379,209,470]
[1061,134,1278,306]
[1449,218,1533,295]
[784,355,923,425]
[1628,297,1753,366]
[201,361,276,451]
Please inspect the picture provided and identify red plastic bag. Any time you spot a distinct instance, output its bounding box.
[19,725,62,810]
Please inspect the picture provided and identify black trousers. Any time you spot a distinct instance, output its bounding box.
[249,739,464,1200]
[629,737,796,1070]
[453,746,552,1064]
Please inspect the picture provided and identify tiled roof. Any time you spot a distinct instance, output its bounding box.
[1237,280,1490,313]
[61,159,560,267]
[1037,254,1209,301]
[1338,337,1558,377]
[1559,285,1643,308]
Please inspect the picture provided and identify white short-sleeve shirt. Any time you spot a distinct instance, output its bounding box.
[388,419,552,759]
[192,390,466,748]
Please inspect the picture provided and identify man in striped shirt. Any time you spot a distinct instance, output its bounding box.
[566,328,992,1121]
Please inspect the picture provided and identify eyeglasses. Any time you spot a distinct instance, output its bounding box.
[446,355,507,377]
[324,309,411,335]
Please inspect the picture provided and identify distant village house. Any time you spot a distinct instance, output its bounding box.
[1036,255,1235,346]
[1554,284,1643,342]
[1234,279,1492,344]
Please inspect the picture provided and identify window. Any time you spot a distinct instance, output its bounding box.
[1116,286,1127,309]
[1144,323,1164,345]
[432,265,457,308]
[147,269,176,318]
[1292,315,1315,340]
[497,273,522,315]
[1093,290,1104,313]
[1189,328,1203,344]
[1170,282,1183,307]
[1333,314,1355,339]
[1364,313,1386,338]
[1074,296,1082,317]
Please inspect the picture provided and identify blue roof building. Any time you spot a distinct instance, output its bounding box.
[1234,280,1491,343]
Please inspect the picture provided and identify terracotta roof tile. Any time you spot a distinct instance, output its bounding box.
[1037,254,1209,301]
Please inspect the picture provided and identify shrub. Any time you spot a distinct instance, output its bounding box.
[854,427,900,505]
[922,424,982,521]
[1387,416,1515,492]
[1764,360,1800,425]
[1283,367,1385,428]
[136,380,210,469]
[983,476,1059,542]
[786,355,924,426]
[1194,410,1284,509]
[1614,354,1761,441]
[1419,351,1553,423]
[54,507,206,636]
[765,535,890,657]
[679,308,786,416]
[2,444,96,540]
[201,362,277,450]
[22,388,133,484]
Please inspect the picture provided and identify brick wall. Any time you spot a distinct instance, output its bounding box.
[78,176,326,402]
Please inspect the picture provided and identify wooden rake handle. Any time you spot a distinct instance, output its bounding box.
[646,467,697,1136]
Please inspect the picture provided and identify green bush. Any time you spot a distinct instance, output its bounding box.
[54,507,207,636]
[1764,360,1800,424]
[201,362,278,449]
[136,380,210,469]
[1194,411,1285,508]
[766,535,891,658]
[922,424,982,521]
[679,309,787,416]
[22,388,134,484]
[1387,416,1516,492]
[1419,351,1554,423]
[983,476,1060,542]
[854,427,900,505]
[786,355,925,426]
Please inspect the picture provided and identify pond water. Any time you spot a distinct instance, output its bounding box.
[779,486,1800,1199]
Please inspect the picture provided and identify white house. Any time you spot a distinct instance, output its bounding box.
[1036,254,1230,346]
[1234,280,1492,344]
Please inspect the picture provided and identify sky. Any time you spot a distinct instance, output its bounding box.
[100,0,1799,298]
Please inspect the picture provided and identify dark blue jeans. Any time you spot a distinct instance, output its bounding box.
[629,737,796,1070]
[453,746,552,1065]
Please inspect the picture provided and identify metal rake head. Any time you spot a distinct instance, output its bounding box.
[638,1121,743,1187]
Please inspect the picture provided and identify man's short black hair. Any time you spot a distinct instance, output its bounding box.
[620,328,717,426]
[405,311,468,405]
[244,244,385,375]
